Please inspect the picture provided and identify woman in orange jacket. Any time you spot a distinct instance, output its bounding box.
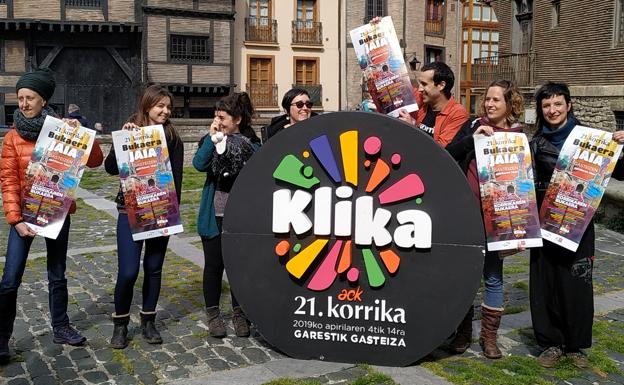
[0,68,103,362]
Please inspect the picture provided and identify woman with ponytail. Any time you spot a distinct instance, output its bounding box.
[193,92,260,338]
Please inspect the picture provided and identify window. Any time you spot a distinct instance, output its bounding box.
[65,0,101,6]
[424,46,445,64]
[297,0,316,22]
[294,58,319,85]
[615,111,624,131]
[250,0,271,19]
[425,0,445,36]
[248,56,277,107]
[365,0,385,22]
[551,0,560,28]
[170,35,212,63]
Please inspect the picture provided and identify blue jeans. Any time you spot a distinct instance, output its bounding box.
[483,251,504,309]
[0,218,71,336]
[114,213,169,315]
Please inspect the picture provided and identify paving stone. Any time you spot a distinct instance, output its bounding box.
[241,347,270,364]
[137,373,159,385]
[0,362,25,377]
[179,336,203,350]
[163,365,190,380]
[131,360,155,375]
[75,357,98,371]
[7,378,30,385]
[83,370,109,384]
[174,353,198,366]
[115,374,139,385]
[325,367,368,382]
[150,351,173,364]
[57,367,79,381]
[103,362,126,376]
[55,355,73,369]
[25,356,51,378]
[205,358,230,371]
[69,348,91,361]
[163,343,187,354]
[64,380,86,385]
[193,346,217,361]
[33,375,57,385]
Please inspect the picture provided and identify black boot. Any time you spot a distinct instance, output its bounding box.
[232,307,250,338]
[448,306,474,354]
[0,335,10,363]
[140,311,162,344]
[110,313,130,349]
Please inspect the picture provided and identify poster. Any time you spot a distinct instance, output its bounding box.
[540,125,623,251]
[112,125,183,241]
[349,17,418,118]
[474,132,542,251]
[22,116,96,239]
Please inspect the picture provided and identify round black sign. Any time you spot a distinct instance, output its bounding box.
[223,112,484,366]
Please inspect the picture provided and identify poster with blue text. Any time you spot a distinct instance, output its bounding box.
[474,132,542,251]
[540,126,622,252]
[22,116,96,239]
[112,125,183,241]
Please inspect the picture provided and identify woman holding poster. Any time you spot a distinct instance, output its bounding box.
[446,80,525,359]
[193,92,260,338]
[530,82,624,368]
[105,85,183,349]
[0,68,103,361]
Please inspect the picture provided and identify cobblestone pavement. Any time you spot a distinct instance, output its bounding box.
[0,168,623,385]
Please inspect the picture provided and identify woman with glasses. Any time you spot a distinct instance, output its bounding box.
[263,88,316,141]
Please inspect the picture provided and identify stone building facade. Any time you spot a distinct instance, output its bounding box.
[0,0,235,130]
[341,0,462,110]
[487,0,624,131]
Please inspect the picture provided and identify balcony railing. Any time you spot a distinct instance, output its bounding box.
[247,83,278,108]
[425,19,444,36]
[292,21,323,45]
[245,17,278,44]
[293,84,322,106]
[471,52,534,88]
[65,0,101,6]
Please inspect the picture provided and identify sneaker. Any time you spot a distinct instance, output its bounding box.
[567,351,589,369]
[537,346,563,368]
[53,324,86,346]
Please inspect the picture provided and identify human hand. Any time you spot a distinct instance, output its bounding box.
[62,118,80,128]
[398,109,415,125]
[122,122,139,130]
[474,125,495,136]
[369,16,382,25]
[613,131,624,144]
[15,222,37,237]
[209,119,220,136]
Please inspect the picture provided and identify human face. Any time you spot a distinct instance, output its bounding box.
[17,88,46,119]
[484,86,508,127]
[288,94,312,124]
[147,96,171,125]
[541,94,571,129]
[417,70,444,106]
[214,110,241,134]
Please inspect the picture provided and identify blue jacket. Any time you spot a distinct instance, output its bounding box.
[193,134,260,238]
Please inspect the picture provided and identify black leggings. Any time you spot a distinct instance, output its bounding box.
[202,217,239,309]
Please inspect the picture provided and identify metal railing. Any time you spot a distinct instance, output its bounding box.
[292,20,323,45]
[65,0,101,6]
[425,19,444,36]
[292,84,322,106]
[245,17,278,43]
[247,83,278,108]
[471,52,534,88]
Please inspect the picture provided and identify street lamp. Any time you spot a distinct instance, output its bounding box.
[408,54,421,71]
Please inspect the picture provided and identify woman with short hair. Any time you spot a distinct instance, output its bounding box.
[263,88,315,141]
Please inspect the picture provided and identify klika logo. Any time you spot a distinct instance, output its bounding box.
[222,112,485,366]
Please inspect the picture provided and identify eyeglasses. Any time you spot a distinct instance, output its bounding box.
[291,101,313,109]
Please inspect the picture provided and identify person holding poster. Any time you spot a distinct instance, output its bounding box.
[399,61,468,148]
[104,85,183,349]
[193,92,260,338]
[0,68,103,361]
[262,88,317,141]
[529,82,624,368]
[445,80,525,359]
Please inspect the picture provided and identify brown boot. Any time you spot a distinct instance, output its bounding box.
[206,307,226,338]
[449,306,474,354]
[232,307,250,337]
[479,304,503,359]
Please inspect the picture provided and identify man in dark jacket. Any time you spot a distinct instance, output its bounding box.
[67,104,90,128]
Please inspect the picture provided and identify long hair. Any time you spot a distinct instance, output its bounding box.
[215,92,259,142]
[477,79,524,127]
[534,81,574,132]
[132,84,180,145]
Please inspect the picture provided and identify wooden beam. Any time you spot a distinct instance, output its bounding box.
[40,45,63,68]
[106,47,133,81]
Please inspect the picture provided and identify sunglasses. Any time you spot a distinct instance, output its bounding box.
[291,101,313,109]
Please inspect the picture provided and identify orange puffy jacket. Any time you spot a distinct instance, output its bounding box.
[0,128,104,225]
